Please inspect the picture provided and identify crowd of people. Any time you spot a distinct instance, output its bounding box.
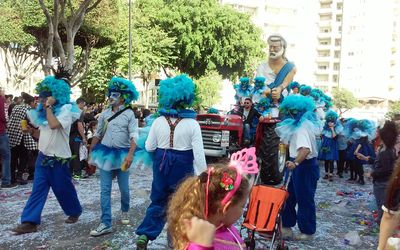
[0,33,399,250]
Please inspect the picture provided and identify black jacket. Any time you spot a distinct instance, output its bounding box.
[239,107,260,128]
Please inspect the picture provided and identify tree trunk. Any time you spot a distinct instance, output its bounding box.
[144,77,149,109]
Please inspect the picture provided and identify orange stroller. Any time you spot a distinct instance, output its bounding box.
[241,171,292,250]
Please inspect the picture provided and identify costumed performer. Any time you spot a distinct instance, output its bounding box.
[275,95,322,240]
[135,74,207,249]
[12,67,82,234]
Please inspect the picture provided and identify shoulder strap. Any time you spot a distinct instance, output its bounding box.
[165,116,183,148]
[107,106,132,123]
[269,62,295,89]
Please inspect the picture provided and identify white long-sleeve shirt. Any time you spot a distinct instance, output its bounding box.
[145,116,207,175]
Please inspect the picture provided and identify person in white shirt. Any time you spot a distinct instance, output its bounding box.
[136,75,207,249]
[12,68,82,234]
[275,95,322,241]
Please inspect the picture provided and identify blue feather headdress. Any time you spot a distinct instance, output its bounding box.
[254,76,266,89]
[158,74,197,119]
[28,69,80,127]
[275,95,322,143]
[256,97,271,116]
[322,110,343,137]
[289,81,300,90]
[300,85,312,96]
[343,118,376,140]
[207,107,220,114]
[234,76,253,101]
[107,77,139,105]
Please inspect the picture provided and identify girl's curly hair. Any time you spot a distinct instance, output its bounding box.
[167,164,249,250]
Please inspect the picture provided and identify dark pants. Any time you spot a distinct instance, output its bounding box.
[354,161,364,181]
[69,140,82,176]
[0,133,11,185]
[136,148,194,240]
[21,152,82,225]
[11,143,29,183]
[282,158,319,235]
[337,150,346,174]
[324,160,334,174]
[373,181,387,224]
[348,160,356,179]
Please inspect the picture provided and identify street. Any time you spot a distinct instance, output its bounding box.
[0,165,378,250]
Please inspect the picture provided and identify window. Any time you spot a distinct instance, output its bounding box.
[318,65,328,70]
[334,63,340,70]
[337,3,343,10]
[348,52,354,56]
[335,39,341,46]
[336,15,342,22]
[335,51,341,58]
[333,75,338,83]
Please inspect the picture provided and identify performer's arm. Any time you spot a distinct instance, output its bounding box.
[192,122,207,175]
[45,97,62,129]
[90,112,105,152]
[272,67,297,99]
[287,147,310,169]
[378,209,400,250]
[145,118,158,152]
[124,113,138,168]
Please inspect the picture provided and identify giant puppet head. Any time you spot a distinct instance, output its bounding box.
[268,34,287,59]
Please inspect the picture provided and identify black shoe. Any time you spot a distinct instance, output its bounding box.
[1,183,18,189]
[338,174,343,178]
[358,179,365,185]
[323,174,329,179]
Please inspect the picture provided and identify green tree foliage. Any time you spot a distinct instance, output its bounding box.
[386,100,400,120]
[332,88,359,115]
[159,0,265,79]
[193,71,223,110]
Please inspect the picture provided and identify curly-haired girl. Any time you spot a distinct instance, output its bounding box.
[168,148,259,250]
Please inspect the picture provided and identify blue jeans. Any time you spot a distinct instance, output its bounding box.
[21,152,82,224]
[373,181,388,223]
[0,133,11,185]
[243,123,251,141]
[99,168,130,228]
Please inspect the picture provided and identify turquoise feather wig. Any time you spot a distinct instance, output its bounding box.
[28,71,80,127]
[322,110,343,137]
[276,95,322,143]
[256,97,271,116]
[207,107,219,114]
[107,77,139,105]
[300,85,312,96]
[234,76,253,102]
[158,74,197,118]
[289,81,300,90]
[254,76,266,88]
[354,119,376,140]
[343,118,358,139]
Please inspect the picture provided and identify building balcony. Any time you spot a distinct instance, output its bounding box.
[315,69,330,75]
[318,20,332,27]
[319,7,332,15]
[318,33,332,39]
[316,56,331,63]
[317,44,332,50]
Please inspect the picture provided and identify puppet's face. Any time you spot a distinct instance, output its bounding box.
[292,87,299,94]
[269,41,284,59]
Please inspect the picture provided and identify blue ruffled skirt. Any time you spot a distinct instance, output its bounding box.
[89,144,131,171]
[318,135,339,161]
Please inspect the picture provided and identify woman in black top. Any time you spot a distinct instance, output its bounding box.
[356,121,398,223]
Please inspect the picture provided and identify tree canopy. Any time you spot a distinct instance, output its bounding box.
[332,88,359,115]
[386,100,400,120]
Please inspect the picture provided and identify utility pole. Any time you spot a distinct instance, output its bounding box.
[128,0,132,80]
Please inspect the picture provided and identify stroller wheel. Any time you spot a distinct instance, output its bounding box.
[244,238,256,250]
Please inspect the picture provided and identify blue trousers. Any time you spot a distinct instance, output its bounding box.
[136,148,194,240]
[21,152,82,225]
[0,133,11,185]
[282,158,319,234]
[99,168,130,227]
[373,181,387,224]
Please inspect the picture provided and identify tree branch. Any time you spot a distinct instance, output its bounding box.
[86,0,103,13]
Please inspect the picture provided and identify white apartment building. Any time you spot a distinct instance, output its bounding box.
[219,0,319,84]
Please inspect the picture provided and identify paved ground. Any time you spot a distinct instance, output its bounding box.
[0,165,379,250]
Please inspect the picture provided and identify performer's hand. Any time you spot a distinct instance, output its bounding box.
[264,88,271,97]
[259,116,264,122]
[123,154,133,169]
[271,86,282,100]
[46,96,56,106]
[286,161,296,170]
[183,216,216,247]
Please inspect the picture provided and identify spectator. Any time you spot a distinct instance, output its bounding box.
[239,98,260,145]
[377,161,400,250]
[0,88,16,188]
[7,92,38,185]
[69,97,87,178]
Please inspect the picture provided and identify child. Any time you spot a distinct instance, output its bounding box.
[167,147,259,250]
[318,110,343,181]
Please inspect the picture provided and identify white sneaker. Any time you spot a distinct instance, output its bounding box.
[295,233,313,241]
[121,212,129,225]
[90,223,112,237]
[281,227,294,240]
